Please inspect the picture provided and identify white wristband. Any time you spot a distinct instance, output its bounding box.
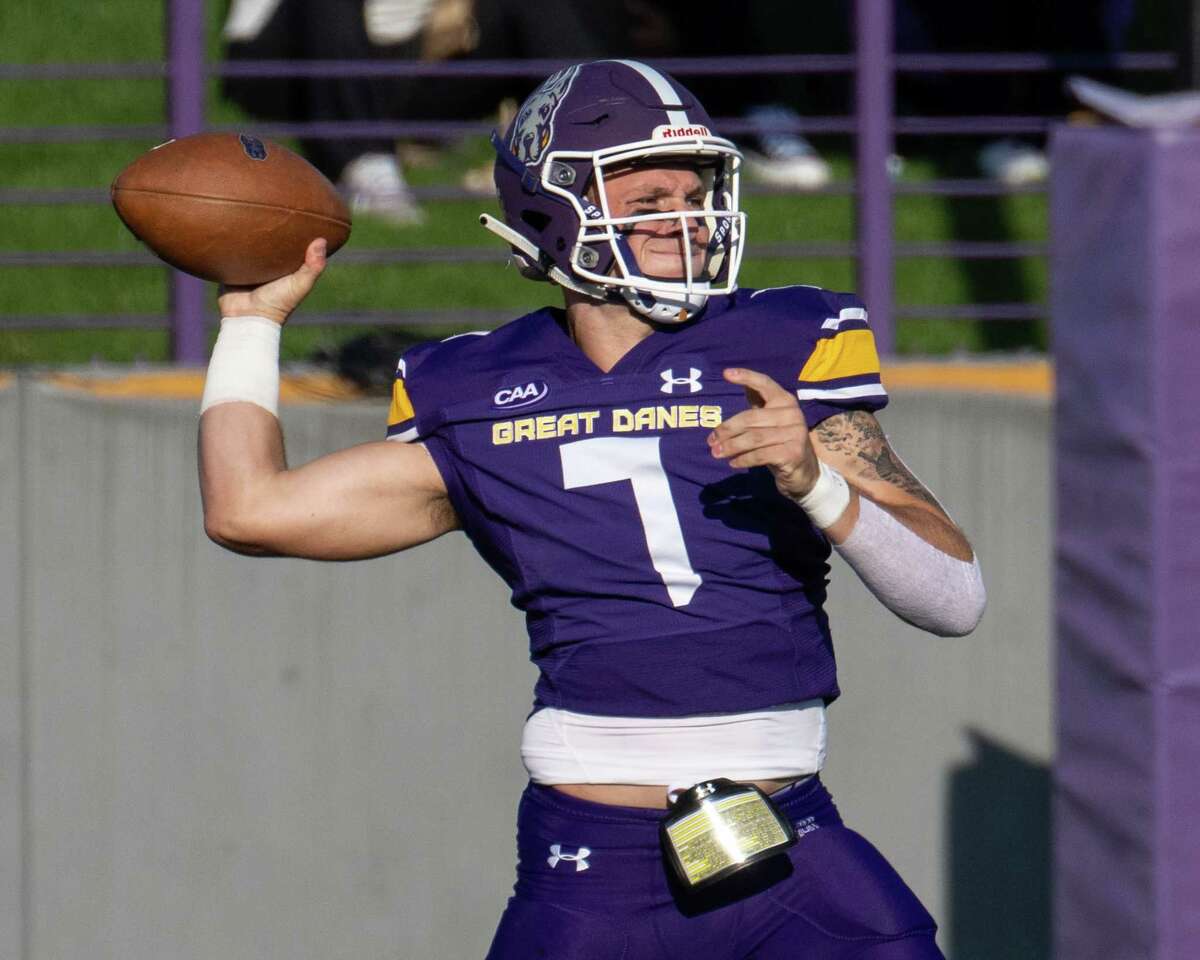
[795,461,851,529]
[200,316,282,417]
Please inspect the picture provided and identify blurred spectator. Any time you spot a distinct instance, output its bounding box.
[442,1,842,193]
[896,0,1136,184]
[638,1,846,191]
[740,103,833,190]
[223,0,433,225]
[441,0,662,195]
[225,0,849,202]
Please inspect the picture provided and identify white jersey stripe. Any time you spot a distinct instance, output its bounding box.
[820,307,869,330]
[611,59,690,126]
[795,384,888,401]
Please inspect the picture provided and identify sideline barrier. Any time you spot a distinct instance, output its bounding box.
[0,375,1050,959]
[1053,126,1200,960]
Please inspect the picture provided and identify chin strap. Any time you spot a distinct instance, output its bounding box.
[620,287,708,324]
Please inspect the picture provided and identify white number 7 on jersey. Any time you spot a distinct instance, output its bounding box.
[560,436,702,607]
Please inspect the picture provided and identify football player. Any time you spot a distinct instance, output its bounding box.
[200,60,984,960]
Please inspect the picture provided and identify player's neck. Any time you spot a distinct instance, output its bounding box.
[563,294,655,373]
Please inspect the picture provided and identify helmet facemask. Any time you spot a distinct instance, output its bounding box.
[554,142,745,323]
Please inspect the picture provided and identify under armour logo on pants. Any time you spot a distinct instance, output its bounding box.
[547,844,591,871]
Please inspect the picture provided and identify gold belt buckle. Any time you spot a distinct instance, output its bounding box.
[659,778,796,889]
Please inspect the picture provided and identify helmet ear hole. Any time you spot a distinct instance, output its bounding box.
[521,210,552,232]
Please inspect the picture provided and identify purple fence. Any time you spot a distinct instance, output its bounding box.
[0,0,1177,362]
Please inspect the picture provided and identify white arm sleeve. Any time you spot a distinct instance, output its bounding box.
[834,496,986,637]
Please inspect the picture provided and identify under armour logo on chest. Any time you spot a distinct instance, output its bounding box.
[547,844,591,871]
[660,367,703,394]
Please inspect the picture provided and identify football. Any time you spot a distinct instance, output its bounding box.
[111,132,352,285]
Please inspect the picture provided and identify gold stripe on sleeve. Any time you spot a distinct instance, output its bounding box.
[798,329,881,383]
[387,378,415,426]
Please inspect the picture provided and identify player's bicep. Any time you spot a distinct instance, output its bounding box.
[809,410,942,513]
[213,439,459,560]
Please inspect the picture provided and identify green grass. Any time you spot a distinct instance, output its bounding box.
[1,0,1063,364]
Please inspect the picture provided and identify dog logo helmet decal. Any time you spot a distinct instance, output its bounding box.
[509,66,579,166]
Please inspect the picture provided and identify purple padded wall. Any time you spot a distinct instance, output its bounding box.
[1052,126,1200,960]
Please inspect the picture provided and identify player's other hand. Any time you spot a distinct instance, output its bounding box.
[217,237,327,326]
[707,367,822,500]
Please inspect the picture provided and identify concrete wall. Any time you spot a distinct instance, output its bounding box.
[823,391,1052,960]
[13,380,533,960]
[1,377,1052,960]
[1,379,24,960]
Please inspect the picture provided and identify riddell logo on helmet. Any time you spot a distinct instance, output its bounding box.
[652,125,710,140]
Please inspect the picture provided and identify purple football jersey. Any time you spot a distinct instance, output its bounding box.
[385,286,888,717]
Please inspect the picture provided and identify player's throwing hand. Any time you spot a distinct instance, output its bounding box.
[707,367,823,501]
[217,237,328,326]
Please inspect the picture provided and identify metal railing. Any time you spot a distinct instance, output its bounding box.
[1,0,1177,361]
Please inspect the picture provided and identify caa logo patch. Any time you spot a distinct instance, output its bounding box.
[494,381,549,409]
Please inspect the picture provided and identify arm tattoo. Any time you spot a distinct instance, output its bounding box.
[812,411,941,509]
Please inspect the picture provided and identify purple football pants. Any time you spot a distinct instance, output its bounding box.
[485,777,943,960]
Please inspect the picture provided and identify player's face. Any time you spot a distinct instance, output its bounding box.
[600,164,710,281]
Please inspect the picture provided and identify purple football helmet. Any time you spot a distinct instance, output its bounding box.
[480,60,745,323]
